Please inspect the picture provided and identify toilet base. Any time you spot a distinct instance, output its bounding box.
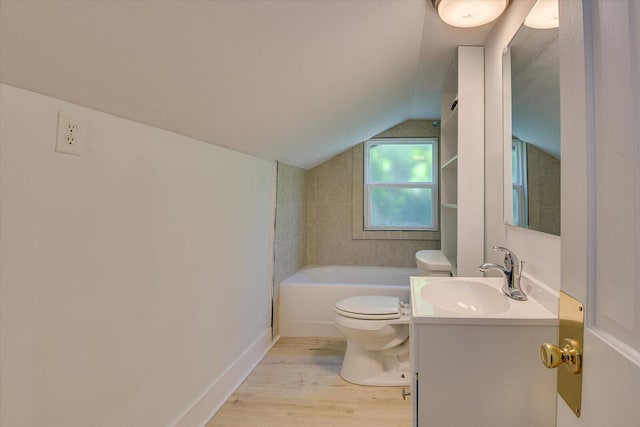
[339,339,410,386]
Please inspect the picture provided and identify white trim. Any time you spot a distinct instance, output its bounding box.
[173,329,277,427]
[269,161,278,335]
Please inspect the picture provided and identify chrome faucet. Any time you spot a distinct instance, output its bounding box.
[479,246,527,301]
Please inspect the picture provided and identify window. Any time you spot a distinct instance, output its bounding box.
[364,138,438,231]
[512,138,528,227]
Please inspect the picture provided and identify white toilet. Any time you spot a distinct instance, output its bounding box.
[415,249,453,277]
[334,295,411,386]
[333,250,452,387]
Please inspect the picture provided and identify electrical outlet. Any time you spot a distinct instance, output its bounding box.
[55,112,85,155]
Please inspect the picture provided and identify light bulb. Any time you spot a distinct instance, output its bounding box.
[524,0,559,29]
[434,0,509,28]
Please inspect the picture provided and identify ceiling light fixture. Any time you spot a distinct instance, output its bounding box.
[524,0,559,29]
[432,0,510,28]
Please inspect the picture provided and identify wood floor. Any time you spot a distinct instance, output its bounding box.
[206,337,411,427]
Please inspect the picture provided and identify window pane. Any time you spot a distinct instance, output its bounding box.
[370,187,433,227]
[369,144,433,183]
[512,144,519,184]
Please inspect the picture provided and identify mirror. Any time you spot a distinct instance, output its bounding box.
[503,24,560,236]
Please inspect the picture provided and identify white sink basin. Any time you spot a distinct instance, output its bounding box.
[410,276,557,325]
[420,280,509,315]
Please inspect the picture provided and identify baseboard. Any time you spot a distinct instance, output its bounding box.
[173,328,278,427]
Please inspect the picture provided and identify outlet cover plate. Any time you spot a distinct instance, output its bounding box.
[55,112,85,156]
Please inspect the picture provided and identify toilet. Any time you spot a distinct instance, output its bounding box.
[334,295,411,386]
[415,249,452,277]
[333,250,452,386]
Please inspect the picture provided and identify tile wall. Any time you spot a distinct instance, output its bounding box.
[526,144,561,235]
[273,162,307,336]
[305,120,441,267]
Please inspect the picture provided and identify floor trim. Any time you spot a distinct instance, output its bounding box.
[174,329,279,427]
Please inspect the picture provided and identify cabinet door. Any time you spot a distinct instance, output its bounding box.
[413,323,555,426]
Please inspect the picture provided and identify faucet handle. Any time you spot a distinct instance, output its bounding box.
[492,245,512,254]
[492,246,519,270]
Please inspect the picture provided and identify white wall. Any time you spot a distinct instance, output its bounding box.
[0,84,275,427]
[484,0,561,290]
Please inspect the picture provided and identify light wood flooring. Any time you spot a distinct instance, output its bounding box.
[206,337,411,427]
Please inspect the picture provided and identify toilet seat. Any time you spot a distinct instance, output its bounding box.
[335,296,401,320]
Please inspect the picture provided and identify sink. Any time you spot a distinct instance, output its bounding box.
[420,280,510,315]
[410,275,559,427]
[411,276,557,324]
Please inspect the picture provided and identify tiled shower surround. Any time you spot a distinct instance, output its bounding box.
[526,144,560,236]
[306,120,441,267]
[273,163,307,336]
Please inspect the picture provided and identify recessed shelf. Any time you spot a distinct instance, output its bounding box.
[438,46,484,278]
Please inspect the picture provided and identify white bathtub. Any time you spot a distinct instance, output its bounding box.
[278,265,417,337]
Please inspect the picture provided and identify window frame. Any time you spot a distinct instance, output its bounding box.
[363,138,439,231]
[512,138,528,227]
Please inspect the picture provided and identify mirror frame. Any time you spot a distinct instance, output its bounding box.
[502,46,514,227]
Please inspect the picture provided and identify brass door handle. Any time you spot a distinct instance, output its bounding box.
[540,337,582,374]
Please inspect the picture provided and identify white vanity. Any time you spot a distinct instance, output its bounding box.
[409,276,558,427]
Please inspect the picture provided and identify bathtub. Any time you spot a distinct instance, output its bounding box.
[278,265,418,337]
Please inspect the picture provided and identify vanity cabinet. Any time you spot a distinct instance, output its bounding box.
[409,277,558,427]
[439,46,484,276]
[410,320,557,427]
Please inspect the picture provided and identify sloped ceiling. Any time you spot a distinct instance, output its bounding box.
[510,25,560,158]
[0,0,495,168]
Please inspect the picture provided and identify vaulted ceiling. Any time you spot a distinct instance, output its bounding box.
[0,0,495,168]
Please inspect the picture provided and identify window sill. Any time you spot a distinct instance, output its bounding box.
[353,227,441,241]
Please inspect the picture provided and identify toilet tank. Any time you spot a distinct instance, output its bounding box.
[415,250,452,276]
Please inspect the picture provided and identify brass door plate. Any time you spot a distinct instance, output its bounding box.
[558,291,584,417]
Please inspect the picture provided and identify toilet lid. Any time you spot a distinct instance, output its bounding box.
[335,296,400,320]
